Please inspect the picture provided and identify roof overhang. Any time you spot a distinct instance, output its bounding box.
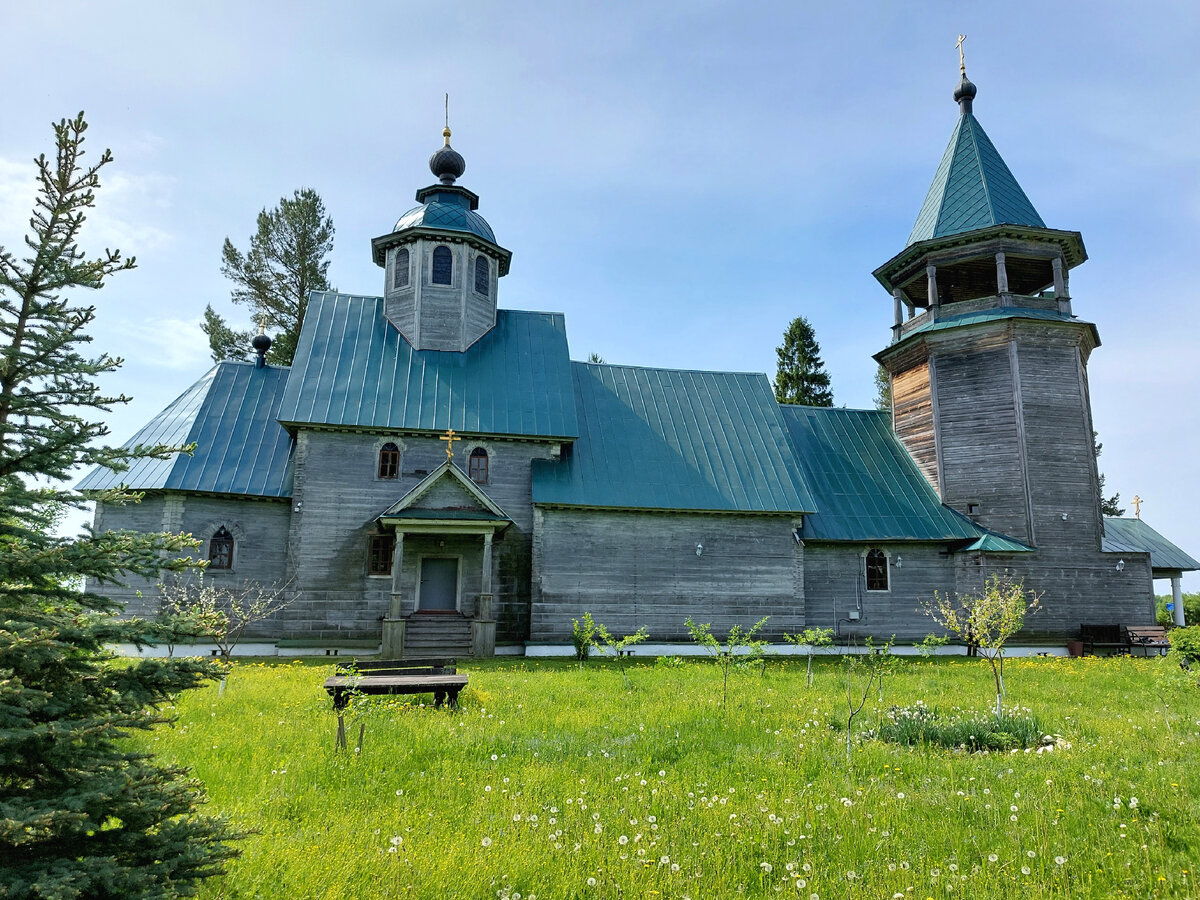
[376,459,512,533]
[874,225,1087,295]
[371,226,512,275]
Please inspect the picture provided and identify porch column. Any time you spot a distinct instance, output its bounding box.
[926,264,939,321]
[1172,576,1186,627]
[382,532,406,658]
[891,289,904,342]
[472,530,497,658]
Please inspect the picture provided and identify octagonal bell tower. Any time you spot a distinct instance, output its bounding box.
[874,70,1104,553]
[371,128,512,351]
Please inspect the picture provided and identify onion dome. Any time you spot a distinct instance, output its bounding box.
[251,331,272,368]
[954,75,977,115]
[429,127,466,185]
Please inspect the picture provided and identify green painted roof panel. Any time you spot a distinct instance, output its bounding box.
[532,363,817,513]
[277,293,578,438]
[960,533,1035,553]
[779,406,981,541]
[1102,518,1200,572]
[77,363,294,498]
[908,114,1045,247]
[888,307,1100,351]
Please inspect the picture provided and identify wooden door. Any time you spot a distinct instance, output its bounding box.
[418,557,459,612]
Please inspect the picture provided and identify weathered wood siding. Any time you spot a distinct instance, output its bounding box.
[892,362,938,489]
[1017,335,1102,551]
[953,548,1156,637]
[803,543,957,641]
[287,431,555,642]
[934,343,1030,542]
[530,508,804,642]
[89,494,291,633]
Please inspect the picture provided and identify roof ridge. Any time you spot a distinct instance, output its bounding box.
[963,115,995,227]
[575,359,768,378]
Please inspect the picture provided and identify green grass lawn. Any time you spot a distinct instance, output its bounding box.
[138,654,1200,899]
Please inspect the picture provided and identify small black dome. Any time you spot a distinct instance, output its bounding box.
[954,76,977,104]
[430,127,466,185]
[251,332,272,353]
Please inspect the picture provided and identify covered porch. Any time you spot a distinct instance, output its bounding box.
[375,460,512,658]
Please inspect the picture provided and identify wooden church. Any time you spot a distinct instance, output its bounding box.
[81,70,1198,656]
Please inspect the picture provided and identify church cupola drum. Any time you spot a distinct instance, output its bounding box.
[874,59,1104,552]
[371,126,513,352]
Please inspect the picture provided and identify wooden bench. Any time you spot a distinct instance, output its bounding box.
[1080,624,1128,656]
[1125,625,1170,657]
[323,658,467,709]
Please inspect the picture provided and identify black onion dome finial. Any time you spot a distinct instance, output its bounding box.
[954,74,977,114]
[953,33,976,115]
[251,325,271,368]
[429,126,466,185]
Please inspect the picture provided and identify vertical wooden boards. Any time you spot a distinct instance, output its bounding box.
[892,362,939,491]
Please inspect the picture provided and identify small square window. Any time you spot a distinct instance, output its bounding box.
[967,502,981,516]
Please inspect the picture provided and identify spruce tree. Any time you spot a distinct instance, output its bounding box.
[205,188,335,365]
[0,113,239,897]
[773,315,834,406]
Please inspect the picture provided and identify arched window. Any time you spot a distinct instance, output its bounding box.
[431,246,453,285]
[209,527,234,570]
[474,255,489,296]
[865,548,889,592]
[469,447,489,485]
[392,247,410,290]
[378,442,400,479]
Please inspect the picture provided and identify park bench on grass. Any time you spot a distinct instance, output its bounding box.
[1125,625,1170,657]
[1079,624,1128,656]
[323,658,467,710]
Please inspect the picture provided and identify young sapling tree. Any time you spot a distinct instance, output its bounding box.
[684,616,770,710]
[572,611,598,667]
[784,626,834,687]
[924,574,1040,716]
[159,574,294,671]
[594,621,649,689]
[843,635,894,760]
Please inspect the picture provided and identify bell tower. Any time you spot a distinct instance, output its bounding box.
[874,67,1103,552]
[371,127,512,352]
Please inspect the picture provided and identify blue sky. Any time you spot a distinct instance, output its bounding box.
[4,1,1199,591]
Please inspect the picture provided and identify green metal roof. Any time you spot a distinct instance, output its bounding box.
[394,187,497,244]
[908,112,1045,247]
[1102,518,1200,573]
[532,363,817,513]
[879,307,1101,360]
[277,293,578,439]
[77,362,293,498]
[960,533,1035,553]
[779,406,980,541]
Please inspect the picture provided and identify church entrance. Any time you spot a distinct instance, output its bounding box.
[417,556,460,612]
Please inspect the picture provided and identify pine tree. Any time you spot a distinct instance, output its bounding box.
[206,188,335,365]
[1093,433,1125,516]
[0,113,240,896]
[773,316,834,406]
[873,364,891,412]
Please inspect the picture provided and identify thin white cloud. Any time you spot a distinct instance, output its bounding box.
[117,317,210,371]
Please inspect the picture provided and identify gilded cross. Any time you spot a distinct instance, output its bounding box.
[956,34,967,76]
[1132,494,1143,519]
[440,428,460,461]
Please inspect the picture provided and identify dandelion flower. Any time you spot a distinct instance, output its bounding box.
[482,837,492,847]
[1055,856,1067,866]
[618,835,629,845]
[896,792,905,799]
[988,854,998,863]
[587,877,596,887]
[761,862,773,873]
[1021,866,1031,875]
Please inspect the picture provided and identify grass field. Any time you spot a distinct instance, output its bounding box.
[137,654,1200,899]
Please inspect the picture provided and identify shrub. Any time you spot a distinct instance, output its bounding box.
[1169,625,1200,663]
[868,702,1052,753]
[571,612,597,662]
